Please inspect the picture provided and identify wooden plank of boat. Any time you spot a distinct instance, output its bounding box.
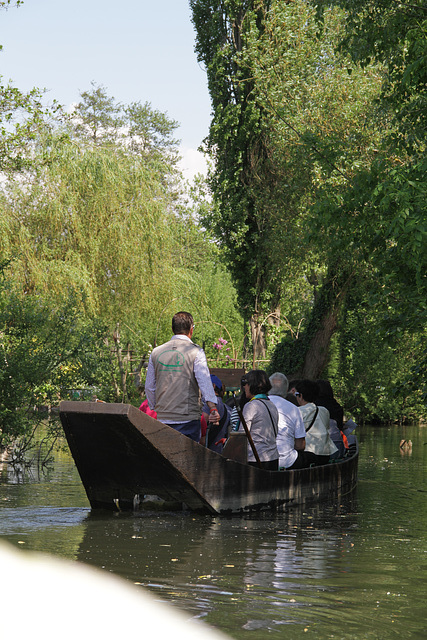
[209,367,245,395]
[59,401,358,515]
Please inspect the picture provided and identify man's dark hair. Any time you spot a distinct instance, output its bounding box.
[172,311,194,335]
[245,369,272,396]
[295,379,319,403]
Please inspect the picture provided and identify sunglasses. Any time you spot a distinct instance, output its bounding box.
[241,378,248,386]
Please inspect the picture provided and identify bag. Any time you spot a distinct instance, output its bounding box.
[206,404,231,449]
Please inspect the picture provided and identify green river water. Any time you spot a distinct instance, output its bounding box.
[0,423,425,639]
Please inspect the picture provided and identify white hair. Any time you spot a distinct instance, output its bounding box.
[269,372,289,398]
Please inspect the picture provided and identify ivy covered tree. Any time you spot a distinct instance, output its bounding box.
[190,0,384,373]
[190,1,291,360]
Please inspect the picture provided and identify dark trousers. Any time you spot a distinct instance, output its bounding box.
[286,450,307,470]
[248,459,279,471]
[304,451,330,466]
[165,419,201,442]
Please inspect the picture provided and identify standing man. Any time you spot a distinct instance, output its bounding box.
[269,372,307,470]
[145,311,220,442]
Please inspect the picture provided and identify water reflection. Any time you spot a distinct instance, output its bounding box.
[70,496,360,635]
[399,438,413,456]
[0,506,88,534]
[244,500,358,587]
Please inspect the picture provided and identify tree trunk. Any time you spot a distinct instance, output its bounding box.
[249,314,267,368]
[300,307,340,379]
[300,269,353,379]
[266,306,281,328]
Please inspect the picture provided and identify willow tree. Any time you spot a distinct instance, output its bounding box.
[1,82,245,365]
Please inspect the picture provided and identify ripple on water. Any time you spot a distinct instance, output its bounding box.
[0,506,89,535]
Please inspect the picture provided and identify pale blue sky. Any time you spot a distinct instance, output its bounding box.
[0,0,211,177]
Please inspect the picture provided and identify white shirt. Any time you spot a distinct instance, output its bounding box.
[241,397,279,462]
[299,403,338,456]
[269,395,306,469]
[145,335,217,422]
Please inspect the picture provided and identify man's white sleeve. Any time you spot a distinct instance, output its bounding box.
[194,349,217,404]
[145,357,156,410]
[294,407,307,438]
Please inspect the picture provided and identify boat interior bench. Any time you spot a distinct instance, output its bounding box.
[209,367,245,398]
[221,431,247,464]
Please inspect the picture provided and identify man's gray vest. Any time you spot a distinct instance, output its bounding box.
[150,337,202,422]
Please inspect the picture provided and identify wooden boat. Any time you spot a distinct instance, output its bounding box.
[59,401,358,515]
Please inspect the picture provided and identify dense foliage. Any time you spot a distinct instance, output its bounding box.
[0,272,107,451]
[191,0,426,421]
[309,0,427,418]
[190,2,382,356]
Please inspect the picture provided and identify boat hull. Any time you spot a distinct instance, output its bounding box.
[59,401,358,514]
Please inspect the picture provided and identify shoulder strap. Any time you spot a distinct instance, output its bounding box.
[305,407,319,433]
[255,399,278,437]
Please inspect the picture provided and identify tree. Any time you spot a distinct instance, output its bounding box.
[0,83,246,396]
[71,82,180,165]
[330,278,427,424]
[307,0,427,397]
[311,0,427,332]
[191,0,384,373]
[0,3,63,174]
[1,134,180,333]
[0,80,59,173]
[0,5,246,442]
[247,2,389,377]
[0,269,106,452]
[71,81,123,145]
[190,1,287,360]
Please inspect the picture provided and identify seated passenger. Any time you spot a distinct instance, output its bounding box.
[240,370,279,470]
[315,380,346,458]
[342,418,357,448]
[229,377,250,430]
[268,372,307,470]
[295,380,338,465]
[286,379,301,407]
[201,375,231,453]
